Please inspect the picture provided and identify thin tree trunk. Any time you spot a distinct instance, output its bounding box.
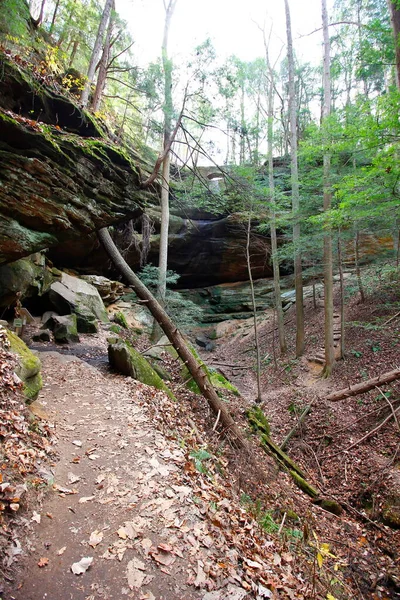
[91,2,114,112]
[157,0,177,304]
[387,0,400,90]
[49,0,60,33]
[321,0,334,378]
[240,83,245,165]
[97,227,246,448]
[337,234,345,359]
[37,0,46,25]
[246,211,262,403]
[284,0,304,357]
[69,39,80,68]
[265,54,286,354]
[354,230,365,302]
[80,0,114,107]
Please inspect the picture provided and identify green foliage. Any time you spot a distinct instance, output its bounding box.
[190,448,213,474]
[0,0,30,40]
[138,265,203,329]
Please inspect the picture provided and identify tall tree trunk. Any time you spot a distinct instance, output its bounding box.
[151,0,177,342]
[284,0,304,357]
[246,211,262,403]
[97,227,246,449]
[80,0,114,107]
[49,0,60,33]
[240,83,246,165]
[266,55,286,354]
[91,2,114,112]
[387,0,400,90]
[157,0,177,304]
[354,230,365,302]
[337,234,345,360]
[69,38,80,67]
[321,0,335,377]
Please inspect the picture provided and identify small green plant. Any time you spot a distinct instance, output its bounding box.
[350,349,363,358]
[190,448,212,475]
[109,323,121,334]
[138,265,203,329]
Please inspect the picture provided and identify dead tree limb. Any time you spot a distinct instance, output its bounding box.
[141,94,187,189]
[280,399,316,450]
[345,405,400,452]
[326,368,400,402]
[376,385,400,432]
[97,227,247,449]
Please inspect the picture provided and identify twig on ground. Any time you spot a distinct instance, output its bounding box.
[383,311,400,326]
[344,405,400,452]
[376,386,400,432]
[212,410,221,432]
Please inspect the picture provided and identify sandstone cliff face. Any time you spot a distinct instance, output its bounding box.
[49,209,280,287]
[0,57,155,265]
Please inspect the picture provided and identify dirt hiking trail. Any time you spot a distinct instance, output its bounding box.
[5,351,247,600]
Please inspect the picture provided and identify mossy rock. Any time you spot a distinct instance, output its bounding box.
[75,306,98,333]
[7,330,42,402]
[382,496,400,529]
[108,340,175,400]
[109,324,122,334]
[113,311,128,329]
[52,314,80,343]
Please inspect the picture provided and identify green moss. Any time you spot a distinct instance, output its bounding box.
[108,340,175,400]
[109,323,122,334]
[290,471,319,498]
[180,345,238,396]
[24,372,43,403]
[113,311,128,329]
[382,498,400,529]
[247,405,271,436]
[7,330,42,401]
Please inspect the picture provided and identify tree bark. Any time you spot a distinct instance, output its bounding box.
[321,0,335,377]
[157,0,177,305]
[337,235,345,359]
[387,0,400,90]
[354,230,365,302]
[246,210,262,402]
[97,227,246,449]
[49,0,60,33]
[80,0,114,107]
[91,3,114,112]
[326,368,400,402]
[284,0,304,357]
[265,51,286,354]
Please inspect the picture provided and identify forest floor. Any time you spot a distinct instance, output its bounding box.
[1,266,400,600]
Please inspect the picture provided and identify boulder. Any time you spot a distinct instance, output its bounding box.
[6,330,42,402]
[195,334,216,352]
[0,254,60,308]
[48,273,107,332]
[52,314,80,344]
[108,340,174,399]
[80,275,124,305]
[32,329,51,342]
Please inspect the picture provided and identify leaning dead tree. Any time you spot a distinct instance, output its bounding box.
[97,227,247,449]
[326,368,400,402]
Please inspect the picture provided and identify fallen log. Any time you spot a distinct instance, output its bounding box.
[326,368,400,402]
[98,227,247,449]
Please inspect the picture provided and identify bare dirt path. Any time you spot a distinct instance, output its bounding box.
[4,351,245,600]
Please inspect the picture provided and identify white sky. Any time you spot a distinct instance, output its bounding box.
[116,0,334,67]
